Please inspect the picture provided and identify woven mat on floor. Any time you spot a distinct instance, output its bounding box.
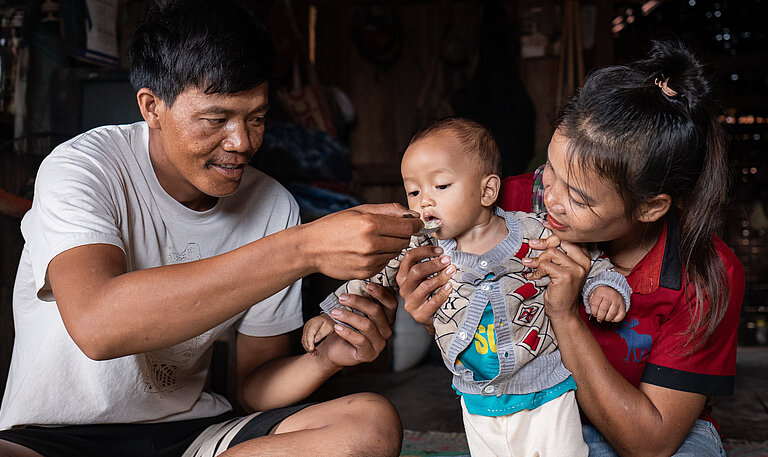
[724,439,768,456]
[400,430,469,456]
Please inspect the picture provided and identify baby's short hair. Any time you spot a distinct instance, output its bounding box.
[409,117,502,176]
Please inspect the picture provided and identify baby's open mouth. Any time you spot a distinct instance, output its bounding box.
[419,217,443,235]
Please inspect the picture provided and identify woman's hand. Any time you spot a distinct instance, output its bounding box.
[395,245,455,333]
[524,235,591,322]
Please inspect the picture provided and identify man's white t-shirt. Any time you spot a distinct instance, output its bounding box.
[0,122,304,429]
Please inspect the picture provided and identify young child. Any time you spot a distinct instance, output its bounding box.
[303,117,631,456]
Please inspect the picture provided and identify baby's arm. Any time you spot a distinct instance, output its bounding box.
[302,314,336,352]
[581,247,632,322]
[587,286,627,322]
[318,235,436,328]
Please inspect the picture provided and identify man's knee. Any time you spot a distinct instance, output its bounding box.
[342,392,403,457]
[0,440,45,457]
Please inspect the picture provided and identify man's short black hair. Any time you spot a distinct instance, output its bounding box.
[129,0,275,106]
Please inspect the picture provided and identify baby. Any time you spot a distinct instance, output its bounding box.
[303,117,630,456]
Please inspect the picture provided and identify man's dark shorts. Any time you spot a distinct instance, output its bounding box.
[0,403,310,457]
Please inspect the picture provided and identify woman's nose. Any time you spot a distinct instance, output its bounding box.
[543,185,564,212]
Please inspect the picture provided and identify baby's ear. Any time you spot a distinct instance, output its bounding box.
[480,174,501,207]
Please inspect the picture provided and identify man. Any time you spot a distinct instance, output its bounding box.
[0,1,422,456]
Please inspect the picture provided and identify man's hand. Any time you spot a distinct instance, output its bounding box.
[298,204,422,281]
[315,284,397,367]
[395,245,455,333]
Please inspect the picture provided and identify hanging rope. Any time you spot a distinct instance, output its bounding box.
[556,0,584,112]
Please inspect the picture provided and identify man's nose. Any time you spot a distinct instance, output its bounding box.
[222,122,252,153]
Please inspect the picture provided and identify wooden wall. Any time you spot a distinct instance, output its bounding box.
[313,2,482,205]
[309,0,612,205]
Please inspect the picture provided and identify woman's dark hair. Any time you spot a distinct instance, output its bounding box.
[128,0,275,106]
[410,117,503,177]
[558,39,730,350]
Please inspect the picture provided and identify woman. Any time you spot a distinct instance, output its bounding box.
[396,39,744,456]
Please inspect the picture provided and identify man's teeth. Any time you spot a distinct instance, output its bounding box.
[216,164,239,169]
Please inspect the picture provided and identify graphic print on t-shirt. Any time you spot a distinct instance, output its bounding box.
[615,318,653,362]
[458,304,499,381]
[142,242,208,394]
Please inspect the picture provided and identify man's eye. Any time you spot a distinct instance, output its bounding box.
[204,118,226,125]
[250,116,266,125]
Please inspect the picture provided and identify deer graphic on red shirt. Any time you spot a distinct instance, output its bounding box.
[616,318,652,362]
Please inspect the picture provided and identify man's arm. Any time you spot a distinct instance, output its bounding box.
[0,187,32,219]
[49,204,421,360]
[237,286,398,411]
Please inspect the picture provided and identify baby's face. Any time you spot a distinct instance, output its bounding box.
[401,131,490,240]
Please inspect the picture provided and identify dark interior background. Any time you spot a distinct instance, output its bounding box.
[0,0,766,421]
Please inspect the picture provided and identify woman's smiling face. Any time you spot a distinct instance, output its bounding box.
[542,130,634,244]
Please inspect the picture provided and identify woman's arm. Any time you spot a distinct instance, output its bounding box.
[526,238,707,457]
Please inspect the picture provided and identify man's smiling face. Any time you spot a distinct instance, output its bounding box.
[149,83,269,210]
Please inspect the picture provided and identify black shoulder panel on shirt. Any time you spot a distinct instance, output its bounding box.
[660,215,683,291]
[642,363,734,395]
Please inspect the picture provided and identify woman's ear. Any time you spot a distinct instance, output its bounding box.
[136,88,162,129]
[637,194,672,223]
[480,174,501,207]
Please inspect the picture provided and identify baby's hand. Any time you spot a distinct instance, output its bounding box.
[301,314,336,353]
[588,286,627,323]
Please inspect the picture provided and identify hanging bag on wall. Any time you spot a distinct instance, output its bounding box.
[270,0,338,137]
[275,58,338,137]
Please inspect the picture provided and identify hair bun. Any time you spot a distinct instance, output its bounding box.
[638,39,713,108]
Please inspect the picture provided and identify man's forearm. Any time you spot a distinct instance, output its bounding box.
[0,188,32,218]
[52,205,420,360]
[53,225,312,360]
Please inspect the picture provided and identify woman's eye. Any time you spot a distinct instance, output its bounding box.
[569,195,588,208]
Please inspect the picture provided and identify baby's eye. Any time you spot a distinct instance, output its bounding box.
[436,184,450,190]
[407,190,420,197]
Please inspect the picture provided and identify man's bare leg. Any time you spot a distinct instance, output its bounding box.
[220,393,403,457]
[0,440,45,457]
